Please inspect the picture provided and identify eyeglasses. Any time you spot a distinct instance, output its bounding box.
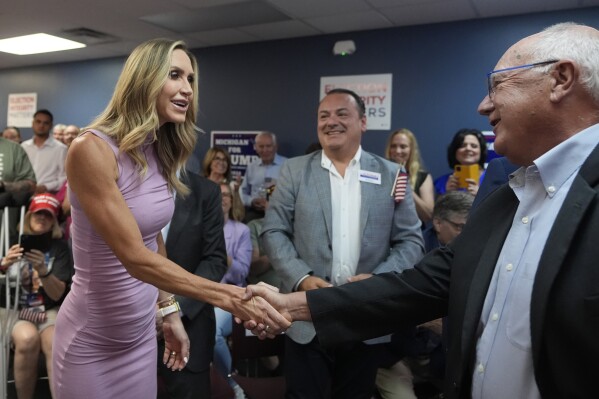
[486,60,559,98]
[443,218,466,231]
[221,192,232,198]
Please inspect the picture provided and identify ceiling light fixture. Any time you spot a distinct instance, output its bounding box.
[0,33,86,55]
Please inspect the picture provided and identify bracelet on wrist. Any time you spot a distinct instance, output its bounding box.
[157,295,176,309]
[39,269,52,278]
[157,302,180,318]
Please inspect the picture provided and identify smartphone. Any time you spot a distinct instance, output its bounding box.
[20,231,53,253]
[454,164,480,189]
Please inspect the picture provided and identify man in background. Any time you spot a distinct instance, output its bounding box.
[239,131,287,221]
[21,110,67,194]
[157,172,227,399]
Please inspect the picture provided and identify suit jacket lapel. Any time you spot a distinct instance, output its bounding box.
[312,154,333,243]
[530,144,599,365]
[359,152,380,240]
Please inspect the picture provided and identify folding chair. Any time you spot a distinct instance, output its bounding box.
[0,206,25,399]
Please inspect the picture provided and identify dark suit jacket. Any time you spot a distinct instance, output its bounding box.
[308,144,599,398]
[164,172,227,372]
[471,157,519,210]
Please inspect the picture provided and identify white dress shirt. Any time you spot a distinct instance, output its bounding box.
[321,148,362,287]
[21,137,67,192]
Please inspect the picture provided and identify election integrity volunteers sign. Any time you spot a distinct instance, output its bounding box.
[7,93,37,127]
[320,74,392,130]
[210,131,260,179]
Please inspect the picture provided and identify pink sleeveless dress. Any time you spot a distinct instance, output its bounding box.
[52,130,174,398]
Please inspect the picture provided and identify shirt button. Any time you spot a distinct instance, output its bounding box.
[477,363,484,373]
[522,216,529,224]
[547,185,556,193]
[491,313,499,321]
[506,263,513,271]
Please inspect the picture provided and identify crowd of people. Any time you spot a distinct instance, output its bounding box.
[0,20,597,399]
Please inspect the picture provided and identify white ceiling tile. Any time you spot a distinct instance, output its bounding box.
[267,0,372,18]
[472,0,581,18]
[382,1,477,26]
[239,20,322,40]
[305,10,393,34]
[187,29,259,46]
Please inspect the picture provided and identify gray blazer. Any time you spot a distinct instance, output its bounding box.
[262,150,424,343]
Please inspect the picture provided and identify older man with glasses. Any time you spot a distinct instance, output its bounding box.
[244,22,599,399]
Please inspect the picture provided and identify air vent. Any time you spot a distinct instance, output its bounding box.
[60,28,119,45]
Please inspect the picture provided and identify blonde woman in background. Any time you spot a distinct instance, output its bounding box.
[385,128,435,224]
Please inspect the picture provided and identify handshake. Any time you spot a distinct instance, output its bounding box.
[233,281,310,339]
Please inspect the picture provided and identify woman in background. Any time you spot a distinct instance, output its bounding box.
[385,128,435,224]
[433,128,487,196]
[1,193,72,399]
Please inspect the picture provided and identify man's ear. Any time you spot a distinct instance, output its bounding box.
[549,60,577,103]
[432,217,442,233]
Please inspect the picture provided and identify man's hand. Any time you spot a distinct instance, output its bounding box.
[347,273,373,283]
[251,197,268,211]
[34,184,48,194]
[228,284,291,338]
[298,275,332,291]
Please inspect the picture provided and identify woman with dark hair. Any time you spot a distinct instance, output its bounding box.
[433,128,487,196]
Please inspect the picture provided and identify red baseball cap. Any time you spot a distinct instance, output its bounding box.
[29,193,60,218]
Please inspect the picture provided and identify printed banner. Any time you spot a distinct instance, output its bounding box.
[7,93,37,127]
[320,74,392,130]
[210,131,260,178]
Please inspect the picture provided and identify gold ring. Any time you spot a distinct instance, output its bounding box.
[265,325,271,332]
[171,351,176,356]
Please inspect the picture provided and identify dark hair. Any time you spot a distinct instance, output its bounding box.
[33,109,54,122]
[447,128,487,169]
[324,88,366,117]
[433,191,474,221]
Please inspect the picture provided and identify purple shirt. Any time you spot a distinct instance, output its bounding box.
[220,219,252,286]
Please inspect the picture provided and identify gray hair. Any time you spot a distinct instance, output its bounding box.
[529,22,599,103]
[433,191,474,221]
[255,131,277,146]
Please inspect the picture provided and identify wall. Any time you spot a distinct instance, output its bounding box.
[1,7,598,178]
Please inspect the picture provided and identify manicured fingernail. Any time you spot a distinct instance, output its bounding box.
[183,357,188,363]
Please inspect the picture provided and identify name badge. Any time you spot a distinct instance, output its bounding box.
[359,170,381,185]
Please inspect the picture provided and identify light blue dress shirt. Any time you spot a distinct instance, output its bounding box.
[239,153,287,206]
[472,124,599,399]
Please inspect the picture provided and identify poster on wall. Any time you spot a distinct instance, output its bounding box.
[7,93,37,127]
[319,74,392,130]
[210,131,260,179]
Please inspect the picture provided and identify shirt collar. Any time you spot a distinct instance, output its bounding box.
[320,146,362,171]
[258,153,283,166]
[509,123,599,197]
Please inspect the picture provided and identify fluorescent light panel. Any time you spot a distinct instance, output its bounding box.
[0,33,86,55]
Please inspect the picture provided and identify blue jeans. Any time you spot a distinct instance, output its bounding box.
[213,307,234,387]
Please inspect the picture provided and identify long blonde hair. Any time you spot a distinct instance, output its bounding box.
[385,128,425,190]
[87,38,199,196]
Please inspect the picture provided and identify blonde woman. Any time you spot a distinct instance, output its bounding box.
[52,38,288,398]
[385,128,435,223]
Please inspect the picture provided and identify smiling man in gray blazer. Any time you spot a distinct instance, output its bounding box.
[261,88,424,399]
